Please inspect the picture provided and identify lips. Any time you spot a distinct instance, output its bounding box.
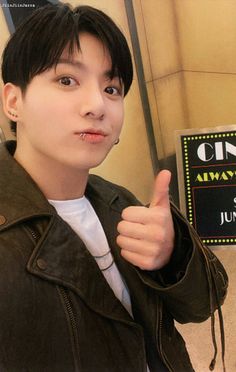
[75,128,107,136]
[74,128,107,144]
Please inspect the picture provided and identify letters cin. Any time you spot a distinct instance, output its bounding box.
[195,139,236,182]
[197,140,236,162]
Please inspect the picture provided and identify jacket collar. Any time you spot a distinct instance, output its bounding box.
[0,141,54,229]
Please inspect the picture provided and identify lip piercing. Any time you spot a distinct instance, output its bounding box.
[79,133,86,140]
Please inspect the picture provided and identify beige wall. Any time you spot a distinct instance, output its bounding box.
[133,0,236,370]
[134,0,236,157]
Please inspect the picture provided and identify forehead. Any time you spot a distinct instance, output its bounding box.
[58,33,112,70]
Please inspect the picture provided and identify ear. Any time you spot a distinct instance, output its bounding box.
[1,83,23,122]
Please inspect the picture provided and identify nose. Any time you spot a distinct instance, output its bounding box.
[79,83,105,120]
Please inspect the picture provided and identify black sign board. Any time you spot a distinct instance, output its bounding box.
[176,126,236,246]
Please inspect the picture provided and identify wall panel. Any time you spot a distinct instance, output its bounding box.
[134,1,235,371]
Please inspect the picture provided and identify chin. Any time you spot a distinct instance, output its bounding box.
[84,151,112,169]
[76,158,107,171]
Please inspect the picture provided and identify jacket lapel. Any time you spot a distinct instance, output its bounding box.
[27,211,134,323]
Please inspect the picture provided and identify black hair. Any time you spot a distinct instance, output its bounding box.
[1,3,133,134]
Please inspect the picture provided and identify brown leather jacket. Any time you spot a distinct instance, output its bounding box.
[0,141,228,371]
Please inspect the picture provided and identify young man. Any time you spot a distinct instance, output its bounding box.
[0,3,227,372]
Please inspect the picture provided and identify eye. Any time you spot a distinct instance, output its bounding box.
[59,76,77,86]
[105,86,120,96]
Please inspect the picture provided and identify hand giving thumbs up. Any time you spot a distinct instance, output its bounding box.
[116,170,175,270]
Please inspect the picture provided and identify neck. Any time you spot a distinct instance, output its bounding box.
[14,150,89,201]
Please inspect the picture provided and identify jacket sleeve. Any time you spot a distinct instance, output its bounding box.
[134,202,228,324]
[99,176,228,325]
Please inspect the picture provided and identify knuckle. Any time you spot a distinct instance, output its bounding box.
[151,227,165,244]
[117,235,129,250]
[121,206,132,219]
[116,234,123,246]
[143,257,157,271]
[117,220,125,233]
[158,229,166,244]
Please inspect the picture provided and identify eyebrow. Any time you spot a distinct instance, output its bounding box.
[57,58,84,69]
[56,58,119,79]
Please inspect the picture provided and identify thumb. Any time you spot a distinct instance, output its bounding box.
[149,169,171,208]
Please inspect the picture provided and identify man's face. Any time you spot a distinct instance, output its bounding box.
[16,32,124,172]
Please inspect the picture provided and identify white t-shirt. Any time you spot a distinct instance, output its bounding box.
[48,196,133,316]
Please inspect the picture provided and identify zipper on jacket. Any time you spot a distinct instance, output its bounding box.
[57,286,80,372]
[26,224,41,243]
[157,301,173,372]
[25,224,80,371]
